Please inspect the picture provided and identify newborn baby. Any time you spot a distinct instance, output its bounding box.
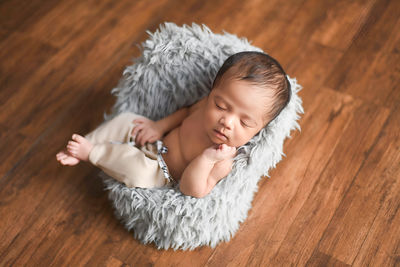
[56,51,291,198]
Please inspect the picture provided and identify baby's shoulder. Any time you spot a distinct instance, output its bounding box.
[188,97,207,115]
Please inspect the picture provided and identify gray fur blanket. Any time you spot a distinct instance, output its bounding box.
[101,22,303,250]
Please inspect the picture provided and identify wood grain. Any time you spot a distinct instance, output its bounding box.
[316,103,400,264]
[325,0,400,108]
[0,0,399,266]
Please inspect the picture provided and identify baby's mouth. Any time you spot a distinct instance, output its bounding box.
[213,129,228,140]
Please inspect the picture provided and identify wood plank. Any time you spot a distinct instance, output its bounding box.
[0,32,59,106]
[340,17,400,108]
[1,0,399,265]
[207,0,302,42]
[49,211,128,266]
[263,96,389,266]
[0,0,59,35]
[150,0,243,33]
[253,0,337,53]
[0,16,145,262]
[0,0,135,129]
[353,170,400,266]
[325,0,400,108]
[82,231,146,267]
[0,9,169,261]
[105,256,128,267]
[0,123,33,178]
[0,57,127,266]
[13,0,167,135]
[284,40,343,105]
[317,104,400,265]
[306,251,351,267]
[252,0,345,72]
[0,0,167,183]
[310,0,376,51]
[0,27,7,40]
[26,0,119,48]
[0,0,134,186]
[153,248,214,267]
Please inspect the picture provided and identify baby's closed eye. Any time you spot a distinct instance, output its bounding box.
[240,119,257,128]
[215,101,226,110]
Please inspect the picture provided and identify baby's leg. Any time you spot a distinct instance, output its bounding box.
[56,151,80,166]
[56,134,92,166]
[66,134,93,161]
[57,112,143,166]
[89,143,166,188]
[85,112,145,144]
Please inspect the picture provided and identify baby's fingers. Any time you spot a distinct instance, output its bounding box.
[133,118,146,124]
[218,144,235,151]
[138,133,153,146]
[146,135,157,145]
[229,147,237,157]
[135,130,145,146]
[131,124,144,137]
[219,144,236,157]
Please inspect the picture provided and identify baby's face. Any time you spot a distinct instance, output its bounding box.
[204,78,272,147]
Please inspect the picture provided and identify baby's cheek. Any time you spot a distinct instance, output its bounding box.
[205,111,212,122]
[235,130,253,147]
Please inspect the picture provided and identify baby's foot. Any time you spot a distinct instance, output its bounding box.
[56,151,80,166]
[66,134,93,162]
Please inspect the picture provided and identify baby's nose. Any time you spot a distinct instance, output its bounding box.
[219,116,234,129]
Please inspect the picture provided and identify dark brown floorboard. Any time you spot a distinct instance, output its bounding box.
[1,0,399,266]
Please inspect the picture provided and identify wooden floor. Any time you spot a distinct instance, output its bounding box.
[1,0,399,266]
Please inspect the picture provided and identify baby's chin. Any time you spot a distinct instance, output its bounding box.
[208,130,242,147]
[212,140,227,146]
[213,140,240,148]
[211,138,229,146]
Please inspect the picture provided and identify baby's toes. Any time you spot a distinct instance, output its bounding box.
[67,146,77,155]
[68,140,78,146]
[72,134,86,144]
[60,156,80,166]
[67,144,74,152]
[68,141,80,150]
[56,153,65,161]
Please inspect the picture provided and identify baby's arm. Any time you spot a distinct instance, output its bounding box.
[132,107,189,146]
[179,144,236,198]
[132,98,208,146]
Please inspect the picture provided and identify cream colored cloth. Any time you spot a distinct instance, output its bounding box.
[85,112,169,188]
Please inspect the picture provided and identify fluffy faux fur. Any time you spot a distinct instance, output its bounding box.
[101,22,303,250]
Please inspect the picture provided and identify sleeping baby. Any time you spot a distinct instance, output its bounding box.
[56,51,291,198]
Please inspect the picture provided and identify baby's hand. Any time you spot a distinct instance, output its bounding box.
[203,144,237,163]
[131,118,163,146]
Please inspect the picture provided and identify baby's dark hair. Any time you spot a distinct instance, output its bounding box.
[212,51,291,124]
